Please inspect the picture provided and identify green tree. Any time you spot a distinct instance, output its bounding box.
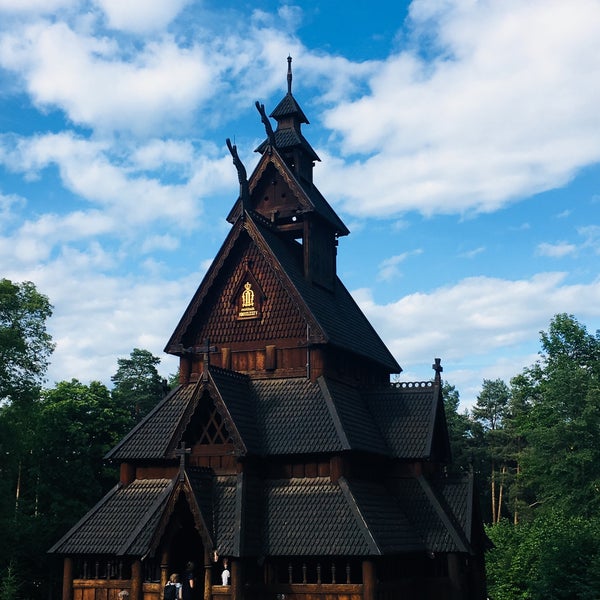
[111,348,167,421]
[442,381,479,474]
[486,512,600,600]
[472,378,511,523]
[0,279,54,402]
[2,379,132,600]
[514,314,600,516]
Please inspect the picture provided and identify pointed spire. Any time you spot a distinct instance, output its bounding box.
[287,55,293,95]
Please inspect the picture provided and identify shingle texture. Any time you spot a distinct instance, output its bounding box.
[390,476,470,554]
[49,479,173,555]
[106,384,198,460]
[252,378,343,454]
[344,479,424,553]
[261,478,372,556]
[253,219,400,372]
[365,383,437,459]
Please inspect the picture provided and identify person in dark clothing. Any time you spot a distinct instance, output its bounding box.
[181,562,195,600]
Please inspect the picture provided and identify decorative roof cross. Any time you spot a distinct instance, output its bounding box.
[432,358,443,384]
[175,441,191,482]
[199,338,218,381]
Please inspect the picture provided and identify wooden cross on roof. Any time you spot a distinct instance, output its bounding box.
[175,441,191,482]
[181,338,218,381]
[432,358,443,384]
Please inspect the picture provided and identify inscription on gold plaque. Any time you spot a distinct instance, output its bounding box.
[238,282,258,319]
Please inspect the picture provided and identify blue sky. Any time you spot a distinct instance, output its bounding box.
[1,0,599,408]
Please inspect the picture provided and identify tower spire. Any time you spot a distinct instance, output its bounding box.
[287,55,292,94]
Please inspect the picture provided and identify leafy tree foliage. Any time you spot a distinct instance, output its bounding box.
[486,513,600,600]
[0,279,54,402]
[1,379,132,600]
[472,378,512,523]
[512,313,600,516]
[111,348,167,421]
[485,314,600,599]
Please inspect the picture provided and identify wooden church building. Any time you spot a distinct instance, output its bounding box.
[51,59,487,600]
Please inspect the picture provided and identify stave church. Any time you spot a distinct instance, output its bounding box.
[50,58,488,600]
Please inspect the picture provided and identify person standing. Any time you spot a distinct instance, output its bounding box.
[181,562,195,600]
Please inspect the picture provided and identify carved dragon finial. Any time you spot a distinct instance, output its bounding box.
[255,101,276,149]
[226,138,250,218]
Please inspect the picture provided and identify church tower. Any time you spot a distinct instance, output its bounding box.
[50,59,488,600]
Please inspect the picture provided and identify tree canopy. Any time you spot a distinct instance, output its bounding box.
[0,279,54,402]
[111,347,167,421]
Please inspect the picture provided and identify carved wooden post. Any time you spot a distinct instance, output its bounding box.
[203,548,212,600]
[362,559,376,600]
[62,557,73,600]
[448,554,463,600]
[231,558,241,600]
[160,550,169,599]
[131,560,143,600]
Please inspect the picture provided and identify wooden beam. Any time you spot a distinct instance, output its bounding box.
[131,560,142,600]
[62,557,73,600]
[362,559,376,600]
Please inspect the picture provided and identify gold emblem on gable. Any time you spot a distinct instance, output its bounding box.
[238,281,259,320]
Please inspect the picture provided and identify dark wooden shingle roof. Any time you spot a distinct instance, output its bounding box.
[251,218,399,372]
[106,384,198,461]
[49,479,174,556]
[365,382,439,459]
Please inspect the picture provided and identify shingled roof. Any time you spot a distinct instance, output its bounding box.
[49,479,174,556]
[365,382,445,459]
[249,217,399,371]
[103,370,446,463]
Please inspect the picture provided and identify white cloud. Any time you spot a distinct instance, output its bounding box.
[0,22,216,135]
[377,249,422,282]
[536,242,577,258]
[354,271,600,405]
[94,0,190,33]
[0,0,75,13]
[0,132,219,230]
[320,0,600,217]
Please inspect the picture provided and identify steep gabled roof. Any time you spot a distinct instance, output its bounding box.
[106,371,249,461]
[104,371,447,463]
[248,216,399,371]
[49,479,174,556]
[165,212,398,372]
[364,381,449,459]
[106,384,200,461]
[391,475,471,554]
[227,145,348,236]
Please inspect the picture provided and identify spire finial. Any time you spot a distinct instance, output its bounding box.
[287,55,292,94]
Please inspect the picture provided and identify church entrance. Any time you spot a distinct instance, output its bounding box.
[166,498,205,595]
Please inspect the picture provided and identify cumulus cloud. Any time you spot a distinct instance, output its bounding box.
[94,0,190,33]
[0,22,215,135]
[320,0,600,217]
[0,0,76,13]
[354,271,600,405]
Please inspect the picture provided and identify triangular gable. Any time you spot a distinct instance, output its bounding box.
[105,373,249,462]
[226,145,348,236]
[49,479,175,556]
[165,205,398,372]
[106,383,200,461]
